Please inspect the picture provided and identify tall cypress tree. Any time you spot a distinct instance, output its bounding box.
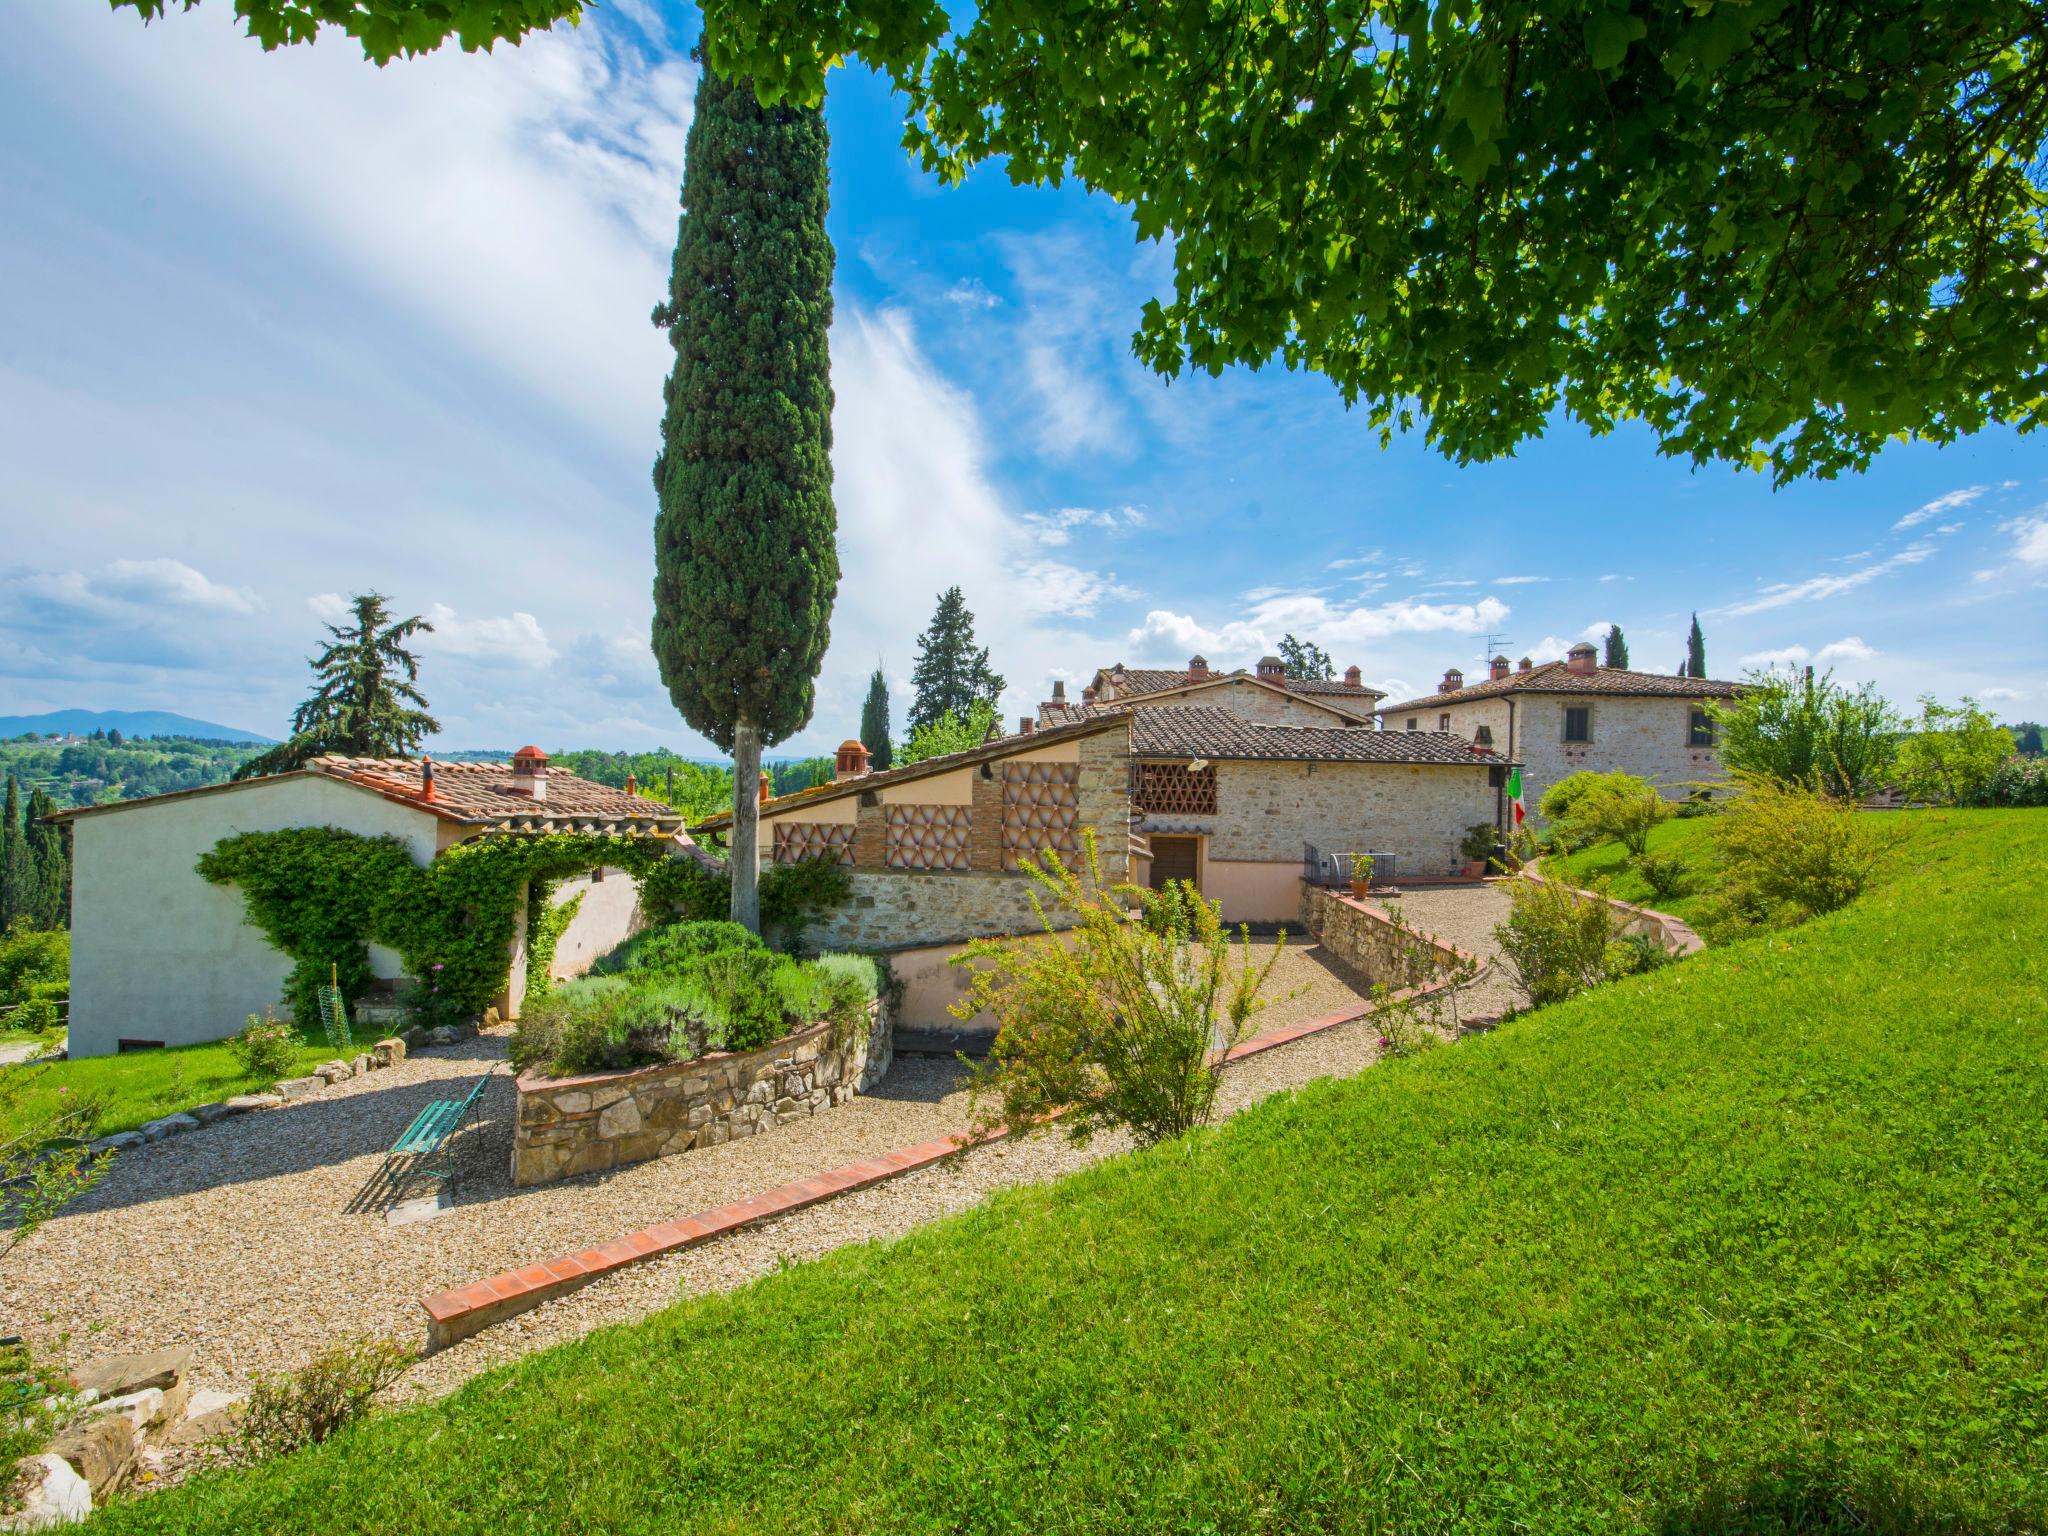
[652,62,837,932]
[1686,613,1708,679]
[23,787,67,928]
[0,776,25,931]
[860,666,894,771]
[1603,624,1630,669]
[908,587,1006,735]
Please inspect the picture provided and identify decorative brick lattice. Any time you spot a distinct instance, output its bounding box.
[885,805,973,870]
[773,822,854,866]
[1001,762,1081,869]
[1134,762,1218,816]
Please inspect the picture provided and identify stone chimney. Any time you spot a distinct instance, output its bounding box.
[1019,717,1036,735]
[758,769,771,804]
[510,745,548,802]
[1440,667,1465,693]
[1043,679,1068,712]
[1255,655,1285,682]
[1566,642,1598,676]
[420,756,436,800]
[1082,685,1098,704]
[1343,665,1362,688]
[624,772,637,796]
[1187,654,1210,682]
[834,739,870,782]
[1518,656,1533,673]
[1490,654,1510,681]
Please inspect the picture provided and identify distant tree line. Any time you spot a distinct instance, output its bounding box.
[0,774,67,930]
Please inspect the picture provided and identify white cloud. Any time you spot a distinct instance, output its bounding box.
[1715,543,1938,616]
[307,592,350,623]
[943,278,1001,310]
[2012,514,2048,568]
[39,3,696,452]
[1022,505,1147,546]
[1981,686,2024,703]
[1128,594,1510,661]
[422,604,557,667]
[11,558,260,619]
[1895,485,1984,530]
[1492,575,1549,585]
[1738,636,1878,672]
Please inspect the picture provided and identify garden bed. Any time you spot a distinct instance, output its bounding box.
[512,1000,890,1187]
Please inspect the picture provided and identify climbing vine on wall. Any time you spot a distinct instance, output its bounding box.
[523,884,584,1002]
[199,827,852,1029]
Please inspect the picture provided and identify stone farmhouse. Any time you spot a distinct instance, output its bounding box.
[1379,642,1745,818]
[51,750,689,1057]
[700,705,1513,1034]
[1044,653,1385,727]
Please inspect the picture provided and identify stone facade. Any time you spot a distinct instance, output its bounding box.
[1298,883,1473,984]
[1390,692,1723,821]
[512,999,891,1187]
[1177,760,1501,878]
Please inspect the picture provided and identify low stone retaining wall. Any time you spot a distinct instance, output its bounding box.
[1521,866,1705,957]
[511,1000,890,1188]
[1298,883,1479,983]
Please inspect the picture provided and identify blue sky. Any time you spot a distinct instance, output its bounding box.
[3,2,2044,753]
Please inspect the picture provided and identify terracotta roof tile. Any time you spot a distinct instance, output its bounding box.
[306,756,686,835]
[1381,661,1744,714]
[1126,707,1513,766]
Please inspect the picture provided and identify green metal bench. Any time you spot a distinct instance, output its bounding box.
[384,1073,492,1184]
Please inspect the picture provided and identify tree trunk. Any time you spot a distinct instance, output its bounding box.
[729,719,762,932]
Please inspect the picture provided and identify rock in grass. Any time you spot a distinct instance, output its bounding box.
[273,1076,322,1100]
[138,1114,199,1140]
[85,1132,144,1155]
[187,1102,236,1125]
[71,1345,192,1401]
[7,1452,92,1527]
[371,1037,406,1068]
[50,1414,138,1500]
[221,1093,282,1112]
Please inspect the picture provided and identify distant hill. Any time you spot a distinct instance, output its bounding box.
[0,710,274,744]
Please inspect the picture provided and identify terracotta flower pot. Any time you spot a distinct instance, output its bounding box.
[1350,879,1370,899]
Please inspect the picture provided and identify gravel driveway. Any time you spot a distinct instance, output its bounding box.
[1,936,1446,1405]
[1373,883,1529,1020]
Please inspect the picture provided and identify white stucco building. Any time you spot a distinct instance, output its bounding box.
[51,749,693,1057]
[1379,644,1745,819]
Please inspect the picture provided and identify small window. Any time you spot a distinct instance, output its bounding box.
[1688,709,1715,747]
[590,866,604,883]
[1438,713,1451,731]
[1405,718,1419,733]
[1474,725,1494,747]
[1564,706,1591,743]
[117,1038,166,1053]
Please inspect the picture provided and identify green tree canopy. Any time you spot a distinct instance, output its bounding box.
[1709,669,1900,800]
[1603,625,1630,670]
[899,699,998,766]
[112,0,579,62]
[1277,634,1335,681]
[651,63,837,931]
[235,593,438,779]
[907,587,1004,735]
[1685,613,1708,679]
[860,666,894,771]
[703,0,2048,483]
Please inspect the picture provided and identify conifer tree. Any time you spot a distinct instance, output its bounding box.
[235,592,438,779]
[1687,614,1708,679]
[651,62,837,932]
[860,666,893,771]
[1603,625,1630,669]
[0,776,23,930]
[22,787,66,928]
[907,587,1005,735]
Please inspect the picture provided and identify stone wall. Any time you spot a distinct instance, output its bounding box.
[1192,760,1499,881]
[1523,867,1705,957]
[1298,882,1476,984]
[511,999,891,1187]
[803,722,1132,952]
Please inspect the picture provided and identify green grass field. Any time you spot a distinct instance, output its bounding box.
[88,809,2048,1533]
[1548,813,1721,922]
[2,1033,337,1144]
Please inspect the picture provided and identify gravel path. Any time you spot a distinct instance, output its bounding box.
[1376,883,1529,1020]
[1,937,1432,1408]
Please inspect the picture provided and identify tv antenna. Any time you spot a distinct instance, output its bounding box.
[1472,631,1514,662]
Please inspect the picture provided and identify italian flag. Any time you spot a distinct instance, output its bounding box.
[1508,766,1526,825]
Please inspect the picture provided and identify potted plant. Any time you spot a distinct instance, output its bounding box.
[1349,852,1373,899]
[1459,822,1502,878]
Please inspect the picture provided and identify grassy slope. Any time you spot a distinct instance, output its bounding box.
[95,810,2048,1534]
[3,1034,335,1142]
[1548,815,1720,922]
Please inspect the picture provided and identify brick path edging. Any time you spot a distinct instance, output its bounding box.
[417,976,1474,1352]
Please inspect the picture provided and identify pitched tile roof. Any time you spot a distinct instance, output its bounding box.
[1127,707,1514,766]
[693,713,1127,832]
[46,755,688,839]
[1381,661,1744,715]
[307,756,686,834]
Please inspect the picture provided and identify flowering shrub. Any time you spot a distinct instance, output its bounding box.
[1494,874,1617,1006]
[1972,754,2048,808]
[230,1013,299,1089]
[1712,774,1905,920]
[401,961,473,1034]
[951,830,1285,1147]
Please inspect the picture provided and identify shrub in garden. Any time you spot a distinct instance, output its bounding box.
[1712,774,1904,920]
[1459,821,1504,870]
[1972,754,2048,807]
[0,1068,109,1255]
[0,925,67,1014]
[1544,770,1671,855]
[1894,696,2016,806]
[1494,874,1617,1006]
[232,1336,415,1463]
[0,1341,69,1481]
[951,830,1284,1147]
[591,920,763,976]
[1629,849,1691,903]
[7,996,59,1038]
[1604,931,1673,978]
[230,1013,299,1089]
[1709,668,1900,799]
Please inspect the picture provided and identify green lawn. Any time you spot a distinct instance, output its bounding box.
[1547,813,1722,922]
[3,1033,336,1143]
[92,809,2048,1533]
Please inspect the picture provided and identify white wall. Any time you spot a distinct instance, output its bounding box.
[67,778,439,1057]
[546,867,647,982]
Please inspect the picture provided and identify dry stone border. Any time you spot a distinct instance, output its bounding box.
[82,1023,476,1160]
